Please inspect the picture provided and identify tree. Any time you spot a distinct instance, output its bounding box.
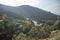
[29,25,50,39]
[53,20,60,30]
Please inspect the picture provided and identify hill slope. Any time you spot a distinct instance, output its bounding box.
[0,4,60,22]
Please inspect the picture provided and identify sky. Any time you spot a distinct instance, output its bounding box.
[0,0,60,15]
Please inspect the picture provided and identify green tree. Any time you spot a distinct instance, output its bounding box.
[53,20,60,30]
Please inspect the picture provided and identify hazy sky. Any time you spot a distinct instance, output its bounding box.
[0,0,60,15]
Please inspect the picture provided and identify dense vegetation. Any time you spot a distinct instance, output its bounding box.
[0,14,60,40]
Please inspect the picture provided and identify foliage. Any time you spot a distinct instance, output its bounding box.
[53,20,60,30]
[0,14,60,40]
[56,37,60,40]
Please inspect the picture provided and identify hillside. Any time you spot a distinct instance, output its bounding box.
[0,4,60,22]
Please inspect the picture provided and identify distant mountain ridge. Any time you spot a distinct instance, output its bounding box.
[0,4,60,22]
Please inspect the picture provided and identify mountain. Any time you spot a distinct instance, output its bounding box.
[0,4,60,22]
[0,4,24,19]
